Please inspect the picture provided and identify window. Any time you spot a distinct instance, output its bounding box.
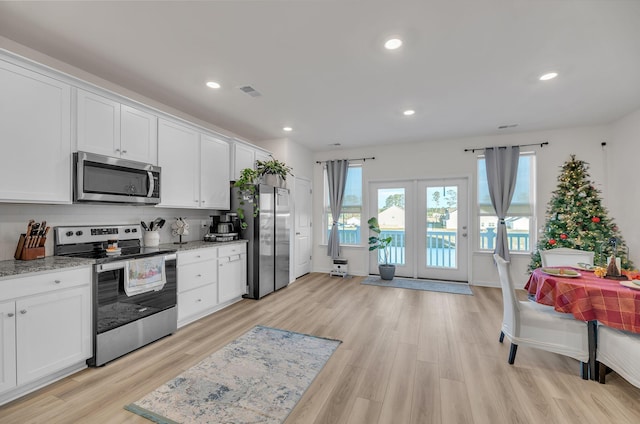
[477,153,535,252]
[323,165,362,246]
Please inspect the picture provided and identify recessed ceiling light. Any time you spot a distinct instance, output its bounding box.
[206,81,221,89]
[384,38,403,50]
[539,72,558,81]
[403,109,415,116]
[283,127,293,132]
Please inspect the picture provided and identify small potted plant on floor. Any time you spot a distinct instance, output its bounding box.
[256,156,293,187]
[368,217,395,280]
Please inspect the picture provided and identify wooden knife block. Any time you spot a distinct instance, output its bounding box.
[14,234,46,261]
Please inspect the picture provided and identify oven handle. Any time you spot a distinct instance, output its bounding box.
[147,171,154,198]
[96,261,128,273]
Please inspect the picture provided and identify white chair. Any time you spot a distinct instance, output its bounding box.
[540,247,595,268]
[597,325,640,388]
[494,254,590,378]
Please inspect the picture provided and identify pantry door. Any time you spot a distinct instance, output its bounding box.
[368,178,469,282]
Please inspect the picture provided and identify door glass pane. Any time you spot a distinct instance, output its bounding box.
[426,185,457,268]
[377,188,405,265]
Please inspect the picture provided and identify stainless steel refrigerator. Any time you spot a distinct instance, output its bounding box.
[231,184,290,299]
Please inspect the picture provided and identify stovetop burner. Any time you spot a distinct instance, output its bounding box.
[54,224,176,263]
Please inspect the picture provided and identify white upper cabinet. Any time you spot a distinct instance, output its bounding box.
[231,141,271,180]
[201,134,231,209]
[157,119,200,208]
[232,143,255,180]
[120,104,158,164]
[0,60,72,204]
[76,89,158,164]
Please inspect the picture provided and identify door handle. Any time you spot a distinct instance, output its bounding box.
[462,233,468,237]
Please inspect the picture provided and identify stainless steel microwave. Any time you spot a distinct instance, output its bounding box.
[74,151,161,205]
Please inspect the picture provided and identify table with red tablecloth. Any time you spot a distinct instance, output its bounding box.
[525,268,640,334]
[525,267,640,380]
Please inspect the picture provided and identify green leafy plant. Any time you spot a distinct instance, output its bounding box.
[233,167,260,229]
[368,217,393,265]
[256,157,293,181]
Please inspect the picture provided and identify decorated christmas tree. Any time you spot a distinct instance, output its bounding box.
[528,155,634,271]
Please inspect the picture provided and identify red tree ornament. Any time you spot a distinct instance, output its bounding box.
[560,234,568,240]
[591,216,601,223]
[549,239,557,245]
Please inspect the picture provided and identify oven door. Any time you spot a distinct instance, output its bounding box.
[74,151,160,204]
[95,256,176,335]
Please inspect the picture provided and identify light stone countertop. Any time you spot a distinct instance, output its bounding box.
[0,240,247,279]
[158,239,247,253]
[0,256,95,280]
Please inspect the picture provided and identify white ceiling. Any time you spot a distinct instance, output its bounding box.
[1,1,639,152]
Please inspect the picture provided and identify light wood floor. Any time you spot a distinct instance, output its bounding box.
[1,272,640,423]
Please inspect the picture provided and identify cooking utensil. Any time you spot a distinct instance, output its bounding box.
[141,221,149,231]
[152,217,163,231]
[157,218,166,229]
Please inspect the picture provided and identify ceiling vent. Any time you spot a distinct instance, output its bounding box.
[238,85,262,97]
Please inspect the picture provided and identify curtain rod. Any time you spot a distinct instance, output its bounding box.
[464,141,549,153]
[316,156,375,164]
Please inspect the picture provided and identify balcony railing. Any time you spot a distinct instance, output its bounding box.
[329,227,529,267]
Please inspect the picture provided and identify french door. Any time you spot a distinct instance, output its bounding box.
[368,178,469,282]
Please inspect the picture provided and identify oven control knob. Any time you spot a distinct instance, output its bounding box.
[76,231,83,236]
[66,231,73,237]
[124,228,131,233]
[132,228,138,233]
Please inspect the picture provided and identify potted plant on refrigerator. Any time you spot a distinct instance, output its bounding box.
[233,167,260,230]
[255,156,293,187]
[368,216,396,280]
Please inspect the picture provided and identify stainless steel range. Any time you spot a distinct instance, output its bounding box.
[54,224,177,366]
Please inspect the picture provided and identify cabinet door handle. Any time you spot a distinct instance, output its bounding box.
[115,148,120,153]
[196,274,202,277]
[122,150,127,154]
[54,279,61,284]
[7,313,14,318]
[20,309,27,314]
[196,298,202,302]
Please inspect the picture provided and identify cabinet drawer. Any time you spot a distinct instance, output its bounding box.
[178,261,217,292]
[0,267,92,302]
[218,243,246,258]
[178,283,217,322]
[177,248,217,266]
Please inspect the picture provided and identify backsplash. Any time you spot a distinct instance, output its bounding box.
[0,203,224,261]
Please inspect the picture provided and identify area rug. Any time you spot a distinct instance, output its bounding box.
[362,275,473,295]
[125,325,341,424]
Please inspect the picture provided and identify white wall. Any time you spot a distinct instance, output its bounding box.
[606,109,640,266]
[312,125,612,287]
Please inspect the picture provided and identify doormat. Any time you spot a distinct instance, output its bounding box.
[125,326,341,424]
[362,276,473,295]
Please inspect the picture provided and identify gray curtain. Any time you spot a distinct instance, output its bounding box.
[485,146,520,261]
[326,159,349,259]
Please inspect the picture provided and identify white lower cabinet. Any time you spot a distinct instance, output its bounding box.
[177,243,247,328]
[0,267,92,400]
[177,248,218,327]
[218,244,247,304]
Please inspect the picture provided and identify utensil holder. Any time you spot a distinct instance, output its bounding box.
[14,234,46,260]
[143,231,160,247]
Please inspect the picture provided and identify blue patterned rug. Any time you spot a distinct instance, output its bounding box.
[362,275,473,295]
[125,326,341,423]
